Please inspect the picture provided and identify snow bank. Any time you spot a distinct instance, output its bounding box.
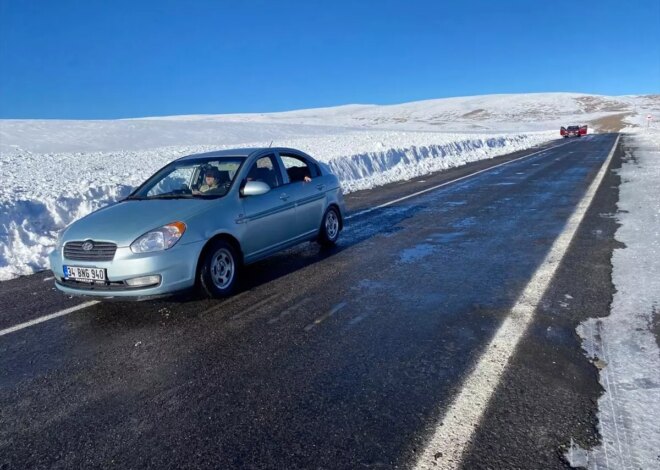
[568,126,660,468]
[0,129,553,280]
[322,133,551,192]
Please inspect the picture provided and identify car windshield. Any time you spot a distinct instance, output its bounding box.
[128,157,245,200]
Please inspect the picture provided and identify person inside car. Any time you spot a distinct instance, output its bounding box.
[193,167,221,194]
[286,166,313,183]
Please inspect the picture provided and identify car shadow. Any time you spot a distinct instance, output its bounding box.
[163,202,423,305]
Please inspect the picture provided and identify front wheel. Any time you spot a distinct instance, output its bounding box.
[318,207,341,247]
[198,239,240,298]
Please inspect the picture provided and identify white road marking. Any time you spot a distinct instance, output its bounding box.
[413,135,619,470]
[43,276,55,281]
[0,301,100,337]
[346,140,575,221]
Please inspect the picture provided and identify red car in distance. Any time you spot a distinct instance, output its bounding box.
[561,125,588,138]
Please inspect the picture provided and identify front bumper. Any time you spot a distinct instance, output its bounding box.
[49,240,205,299]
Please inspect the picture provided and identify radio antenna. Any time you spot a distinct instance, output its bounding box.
[268,140,273,148]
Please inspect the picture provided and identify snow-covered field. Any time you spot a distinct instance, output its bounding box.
[569,125,660,469]
[0,92,657,281]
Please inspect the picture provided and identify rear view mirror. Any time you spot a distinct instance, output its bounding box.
[241,180,271,197]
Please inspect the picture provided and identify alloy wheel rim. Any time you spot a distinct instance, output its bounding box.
[211,248,234,289]
[326,211,339,240]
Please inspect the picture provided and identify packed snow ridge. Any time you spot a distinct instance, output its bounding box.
[0,92,657,281]
[0,131,552,280]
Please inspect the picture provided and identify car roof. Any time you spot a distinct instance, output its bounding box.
[177,147,309,162]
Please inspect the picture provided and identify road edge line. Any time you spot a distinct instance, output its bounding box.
[0,301,100,337]
[413,134,620,469]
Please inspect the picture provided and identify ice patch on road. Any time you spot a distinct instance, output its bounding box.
[399,243,435,264]
[571,128,660,469]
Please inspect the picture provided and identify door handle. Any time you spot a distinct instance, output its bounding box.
[280,194,290,201]
[316,184,326,191]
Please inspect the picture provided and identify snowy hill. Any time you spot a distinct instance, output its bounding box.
[133,92,659,131]
[1,93,657,154]
[0,92,657,280]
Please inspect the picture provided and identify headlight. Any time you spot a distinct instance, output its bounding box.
[130,222,186,254]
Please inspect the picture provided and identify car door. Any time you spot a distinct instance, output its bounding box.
[277,151,327,238]
[240,154,298,261]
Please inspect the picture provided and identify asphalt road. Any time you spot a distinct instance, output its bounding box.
[0,134,621,469]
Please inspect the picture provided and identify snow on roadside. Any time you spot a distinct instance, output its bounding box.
[568,128,660,468]
[0,129,553,281]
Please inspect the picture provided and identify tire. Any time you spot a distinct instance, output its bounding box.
[318,207,341,247]
[198,239,240,298]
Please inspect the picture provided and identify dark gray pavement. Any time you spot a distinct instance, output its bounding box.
[0,134,619,469]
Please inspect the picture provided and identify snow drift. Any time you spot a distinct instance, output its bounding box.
[0,130,552,280]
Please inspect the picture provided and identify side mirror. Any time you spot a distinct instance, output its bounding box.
[241,180,271,197]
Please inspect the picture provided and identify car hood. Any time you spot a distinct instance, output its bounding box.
[63,199,215,247]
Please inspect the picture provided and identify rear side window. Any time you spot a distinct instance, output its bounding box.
[246,154,282,189]
[280,154,319,183]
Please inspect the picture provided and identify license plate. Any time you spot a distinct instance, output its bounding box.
[63,265,106,283]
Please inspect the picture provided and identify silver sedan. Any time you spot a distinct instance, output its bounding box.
[49,147,346,300]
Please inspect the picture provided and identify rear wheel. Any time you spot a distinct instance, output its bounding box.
[199,239,240,298]
[318,207,341,247]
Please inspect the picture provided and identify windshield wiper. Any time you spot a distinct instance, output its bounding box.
[128,192,224,200]
[129,193,195,200]
[192,192,226,199]
[150,194,194,199]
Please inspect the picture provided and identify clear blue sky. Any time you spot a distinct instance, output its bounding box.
[1,0,658,119]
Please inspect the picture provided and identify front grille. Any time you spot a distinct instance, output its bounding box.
[57,279,131,291]
[64,241,117,261]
